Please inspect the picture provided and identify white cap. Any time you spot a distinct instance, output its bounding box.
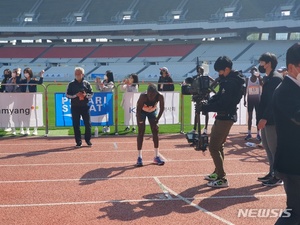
[160,67,169,73]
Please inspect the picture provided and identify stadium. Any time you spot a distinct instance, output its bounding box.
[0,1,299,225]
[0,0,299,81]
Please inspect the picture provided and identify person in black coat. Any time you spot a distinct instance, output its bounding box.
[66,67,93,147]
[201,56,245,188]
[256,53,283,186]
[157,67,174,91]
[273,43,300,225]
[0,68,12,92]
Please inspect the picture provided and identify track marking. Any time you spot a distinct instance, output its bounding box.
[153,177,234,224]
[0,194,286,208]
[0,157,255,167]
[154,177,172,199]
[0,172,272,183]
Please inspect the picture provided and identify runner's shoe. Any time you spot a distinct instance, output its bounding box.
[244,134,252,140]
[207,178,229,188]
[136,157,143,167]
[153,156,165,166]
[204,173,218,181]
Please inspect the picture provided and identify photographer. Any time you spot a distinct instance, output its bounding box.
[201,56,245,188]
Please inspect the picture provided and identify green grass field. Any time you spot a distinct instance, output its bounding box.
[1,82,196,137]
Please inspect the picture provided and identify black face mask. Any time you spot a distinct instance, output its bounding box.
[258,65,266,73]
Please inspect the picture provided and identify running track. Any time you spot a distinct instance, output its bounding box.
[0,126,285,225]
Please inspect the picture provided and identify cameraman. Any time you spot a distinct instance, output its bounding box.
[201,56,245,188]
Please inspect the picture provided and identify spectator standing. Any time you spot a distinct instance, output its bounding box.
[201,56,245,188]
[244,67,263,141]
[66,67,93,147]
[95,70,114,133]
[5,68,21,135]
[0,68,11,92]
[17,67,44,135]
[273,42,300,225]
[135,84,165,167]
[257,52,283,186]
[121,73,139,132]
[157,67,174,91]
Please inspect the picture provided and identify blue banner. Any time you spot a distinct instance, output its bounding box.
[55,92,113,126]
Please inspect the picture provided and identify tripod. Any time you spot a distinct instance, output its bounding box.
[191,96,209,151]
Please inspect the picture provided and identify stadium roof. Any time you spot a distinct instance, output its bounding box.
[0,0,299,42]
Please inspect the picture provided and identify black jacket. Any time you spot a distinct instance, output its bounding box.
[66,78,93,106]
[273,77,300,175]
[158,75,174,91]
[257,71,283,125]
[202,70,245,121]
[17,77,44,92]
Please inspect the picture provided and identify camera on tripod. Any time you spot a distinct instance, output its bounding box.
[181,62,213,152]
[186,131,209,151]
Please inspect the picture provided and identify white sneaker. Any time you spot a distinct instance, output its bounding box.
[32,128,38,136]
[20,128,25,135]
[4,128,12,132]
[26,128,30,135]
[106,127,110,133]
[102,127,107,133]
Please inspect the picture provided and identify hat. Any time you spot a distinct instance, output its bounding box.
[277,66,287,72]
[250,66,258,72]
[160,67,169,73]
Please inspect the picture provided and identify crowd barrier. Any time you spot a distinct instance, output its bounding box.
[0,83,252,136]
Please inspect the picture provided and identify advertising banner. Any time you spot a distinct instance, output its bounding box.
[55,92,113,126]
[0,93,43,128]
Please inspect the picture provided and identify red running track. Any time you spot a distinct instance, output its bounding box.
[0,125,285,225]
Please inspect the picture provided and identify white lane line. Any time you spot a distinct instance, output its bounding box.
[0,147,227,155]
[0,139,186,146]
[151,177,235,225]
[0,172,271,183]
[0,194,286,208]
[154,177,173,199]
[0,157,252,167]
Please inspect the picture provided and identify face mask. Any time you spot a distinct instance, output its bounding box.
[258,65,266,73]
[24,73,30,78]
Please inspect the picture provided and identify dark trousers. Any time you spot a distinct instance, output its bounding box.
[71,105,91,144]
[275,173,300,225]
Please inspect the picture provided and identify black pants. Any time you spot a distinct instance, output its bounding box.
[71,105,91,144]
[275,173,300,225]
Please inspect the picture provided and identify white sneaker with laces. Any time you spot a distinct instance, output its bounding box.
[20,128,25,135]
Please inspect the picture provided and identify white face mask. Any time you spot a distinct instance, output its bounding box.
[24,73,30,78]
